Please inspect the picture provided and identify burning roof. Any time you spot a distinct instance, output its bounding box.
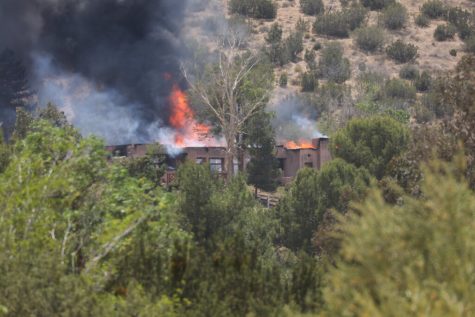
[283,140,316,150]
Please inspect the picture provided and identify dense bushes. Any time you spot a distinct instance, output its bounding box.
[361,0,395,10]
[279,72,288,87]
[386,40,418,63]
[466,35,475,53]
[265,23,282,44]
[353,26,385,52]
[421,0,447,19]
[285,31,304,62]
[301,72,318,92]
[229,0,277,19]
[434,24,457,41]
[265,26,304,65]
[381,78,417,100]
[313,4,368,38]
[415,14,430,27]
[300,0,325,16]
[399,64,419,80]
[317,42,351,83]
[381,3,407,30]
[414,71,432,92]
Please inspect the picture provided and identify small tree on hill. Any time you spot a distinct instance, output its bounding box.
[332,116,409,179]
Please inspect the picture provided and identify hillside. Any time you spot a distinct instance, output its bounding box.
[186,0,474,92]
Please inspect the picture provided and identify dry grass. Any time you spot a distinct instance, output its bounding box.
[185,0,474,93]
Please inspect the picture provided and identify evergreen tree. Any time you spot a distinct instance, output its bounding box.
[332,116,409,179]
[0,49,33,134]
[246,112,280,194]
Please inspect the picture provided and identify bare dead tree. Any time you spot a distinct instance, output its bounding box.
[182,31,270,181]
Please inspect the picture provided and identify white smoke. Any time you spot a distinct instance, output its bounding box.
[32,53,166,145]
[270,94,326,143]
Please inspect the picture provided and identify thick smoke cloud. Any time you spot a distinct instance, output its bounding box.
[0,0,187,143]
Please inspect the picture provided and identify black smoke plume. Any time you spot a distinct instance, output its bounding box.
[0,0,187,143]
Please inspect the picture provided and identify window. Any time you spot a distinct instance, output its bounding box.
[304,162,313,168]
[196,157,206,165]
[210,158,223,173]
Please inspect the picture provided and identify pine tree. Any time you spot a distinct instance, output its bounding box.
[246,112,280,194]
[0,49,33,134]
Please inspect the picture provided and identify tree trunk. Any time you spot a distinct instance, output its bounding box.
[225,134,236,182]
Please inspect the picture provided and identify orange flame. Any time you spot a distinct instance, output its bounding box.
[285,140,315,150]
[168,84,212,147]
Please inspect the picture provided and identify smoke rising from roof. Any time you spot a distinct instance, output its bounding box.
[271,94,324,143]
[0,0,187,143]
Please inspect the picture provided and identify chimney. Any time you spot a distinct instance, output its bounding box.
[312,138,320,149]
[316,137,331,169]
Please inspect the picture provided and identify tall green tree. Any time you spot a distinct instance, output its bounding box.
[245,112,280,193]
[332,116,409,179]
[276,159,370,252]
[0,120,186,315]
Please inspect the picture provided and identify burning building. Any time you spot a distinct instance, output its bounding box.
[105,74,331,184]
[106,136,331,185]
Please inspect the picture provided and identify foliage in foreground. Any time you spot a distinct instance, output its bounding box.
[323,158,475,316]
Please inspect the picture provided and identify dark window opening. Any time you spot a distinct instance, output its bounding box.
[210,158,223,173]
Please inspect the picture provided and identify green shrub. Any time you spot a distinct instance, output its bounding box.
[300,0,325,15]
[458,22,475,40]
[229,0,277,19]
[313,42,323,50]
[354,26,385,52]
[414,71,432,92]
[415,14,430,27]
[450,49,457,56]
[284,31,304,62]
[465,35,475,53]
[381,3,407,30]
[346,4,369,30]
[386,40,418,63]
[313,4,368,38]
[434,24,457,41]
[399,64,419,80]
[382,78,417,100]
[318,42,351,83]
[314,12,349,37]
[266,43,289,66]
[414,101,435,123]
[279,72,288,87]
[301,72,318,92]
[361,0,395,10]
[296,17,310,33]
[421,0,447,19]
[446,7,471,28]
[304,49,317,69]
[266,23,283,44]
